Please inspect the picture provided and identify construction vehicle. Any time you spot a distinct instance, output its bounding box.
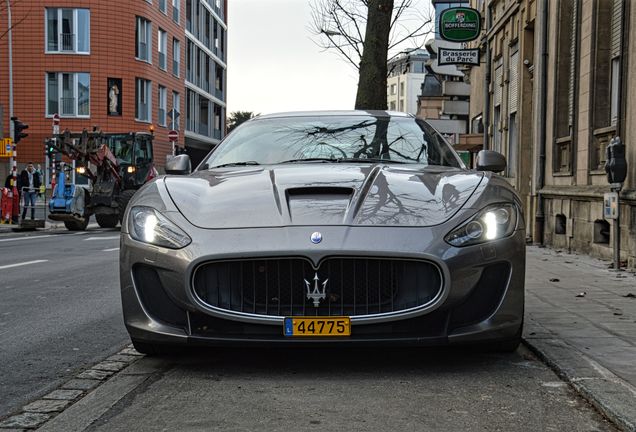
[47,128,157,230]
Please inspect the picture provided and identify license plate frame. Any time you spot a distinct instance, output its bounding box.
[284,317,351,337]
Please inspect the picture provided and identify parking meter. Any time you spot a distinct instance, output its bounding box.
[605,136,627,184]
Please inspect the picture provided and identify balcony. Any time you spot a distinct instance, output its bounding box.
[159,52,167,70]
[441,100,469,116]
[61,97,75,116]
[60,33,75,52]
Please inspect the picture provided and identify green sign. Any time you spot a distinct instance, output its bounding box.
[439,7,481,42]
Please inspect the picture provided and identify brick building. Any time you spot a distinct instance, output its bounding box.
[0,0,227,181]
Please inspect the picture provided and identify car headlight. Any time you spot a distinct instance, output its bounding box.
[128,206,191,249]
[445,203,518,247]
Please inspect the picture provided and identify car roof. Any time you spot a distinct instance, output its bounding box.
[255,110,415,120]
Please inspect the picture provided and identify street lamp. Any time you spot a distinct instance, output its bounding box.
[6,0,15,184]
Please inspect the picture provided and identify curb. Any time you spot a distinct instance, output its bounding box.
[523,319,636,432]
[0,346,144,431]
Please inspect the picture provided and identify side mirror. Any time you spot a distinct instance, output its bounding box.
[476,150,506,173]
[165,154,191,175]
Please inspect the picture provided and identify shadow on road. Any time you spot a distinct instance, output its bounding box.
[153,345,524,377]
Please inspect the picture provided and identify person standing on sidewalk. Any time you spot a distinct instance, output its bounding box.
[19,162,41,220]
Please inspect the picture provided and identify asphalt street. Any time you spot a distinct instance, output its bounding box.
[0,226,130,418]
[0,227,620,431]
[45,347,617,432]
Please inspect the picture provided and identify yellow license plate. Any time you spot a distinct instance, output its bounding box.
[284,317,351,337]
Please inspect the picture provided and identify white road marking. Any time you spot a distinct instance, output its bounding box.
[0,235,56,243]
[102,247,120,252]
[84,236,120,241]
[0,260,49,270]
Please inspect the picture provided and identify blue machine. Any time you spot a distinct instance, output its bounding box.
[48,164,88,230]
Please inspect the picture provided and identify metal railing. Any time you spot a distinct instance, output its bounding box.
[61,98,76,115]
[60,33,75,51]
[159,52,167,70]
[137,42,148,61]
[173,60,180,76]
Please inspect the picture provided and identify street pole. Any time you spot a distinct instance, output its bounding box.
[6,0,15,186]
[614,185,621,271]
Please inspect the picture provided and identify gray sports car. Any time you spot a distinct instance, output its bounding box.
[120,111,525,354]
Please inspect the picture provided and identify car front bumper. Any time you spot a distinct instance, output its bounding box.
[120,223,525,347]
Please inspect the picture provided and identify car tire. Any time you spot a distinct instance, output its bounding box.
[118,189,137,224]
[96,213,118,228]
[64,216,89,231]
[487,320,523,353]
[131,338,179,356]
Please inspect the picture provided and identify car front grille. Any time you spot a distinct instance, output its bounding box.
[192,257,443,317]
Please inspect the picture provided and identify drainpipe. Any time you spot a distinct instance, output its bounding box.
[533,0,548,244]
[482,7,491,150]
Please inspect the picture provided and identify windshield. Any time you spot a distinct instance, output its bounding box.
[201,115,463,169]
[108,135,134,165]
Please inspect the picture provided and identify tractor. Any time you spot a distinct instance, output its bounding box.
[47,128,157,230]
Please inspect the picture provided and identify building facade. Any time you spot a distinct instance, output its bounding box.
[386,49,429,115]
[468,0,636,268]
[0,0,226,179]
[417,0,471,151]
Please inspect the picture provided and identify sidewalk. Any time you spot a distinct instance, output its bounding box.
[524,246,636,431]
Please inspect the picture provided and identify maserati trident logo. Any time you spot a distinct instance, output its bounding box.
[305,272,328,307]
[310,232,322,244]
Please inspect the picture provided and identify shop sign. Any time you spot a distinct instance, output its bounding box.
[439,7,481,42]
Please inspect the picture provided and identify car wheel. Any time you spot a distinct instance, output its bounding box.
[486,320,523,353]
[64,216,89,231]
[96,213,118,228]
[131,338,179,356]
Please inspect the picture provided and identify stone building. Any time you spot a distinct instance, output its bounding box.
[468,0,635,267]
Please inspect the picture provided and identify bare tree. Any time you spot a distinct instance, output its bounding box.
[310,0,434,110]
[0,1,31,41]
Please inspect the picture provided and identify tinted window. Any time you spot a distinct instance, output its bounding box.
[201,115,462,168]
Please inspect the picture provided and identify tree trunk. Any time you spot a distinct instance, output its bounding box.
[354,0,394,110]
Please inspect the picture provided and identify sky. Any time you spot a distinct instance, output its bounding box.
[226,0,361,115]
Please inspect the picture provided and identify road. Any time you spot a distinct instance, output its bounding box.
[0,227,618,430]
[0,226,129,418]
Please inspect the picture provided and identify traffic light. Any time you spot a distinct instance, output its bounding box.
[45,140,56,158]
[11,117,29,144]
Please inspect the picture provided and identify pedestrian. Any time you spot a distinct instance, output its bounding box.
[19,162,41,220]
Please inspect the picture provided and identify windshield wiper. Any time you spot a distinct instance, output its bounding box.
[210,161,261,169]
[279,157,339,164]
[337,157,410,164]
[279,157,411,165]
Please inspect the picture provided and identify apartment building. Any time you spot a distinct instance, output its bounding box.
[386,49,429,115]
[0,0,227,177]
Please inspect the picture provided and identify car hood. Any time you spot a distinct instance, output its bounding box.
[164,164,484,228]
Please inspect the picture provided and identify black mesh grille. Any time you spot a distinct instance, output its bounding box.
[192,257,442,317]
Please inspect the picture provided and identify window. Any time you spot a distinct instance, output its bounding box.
[554,0,579,173]
[172,0,180,23]
[159,0,167,13]
[173,38,181,77]
[136,17,152,63]
[158,86,167,126]
[158,29,167,70]
[590,0,623,171]
[390,84,396,95]
[46,72,90,117]
[172,91,181,130]
[507,113,517,178]
[46,8,90,53]
[135,78,152,122]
